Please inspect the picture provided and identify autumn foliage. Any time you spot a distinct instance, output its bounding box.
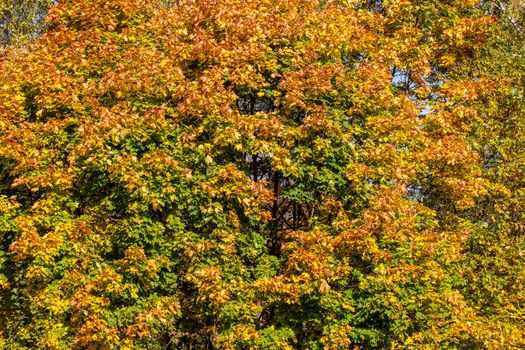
[0,0,523,349]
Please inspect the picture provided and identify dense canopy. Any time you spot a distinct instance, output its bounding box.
[0,0,523,349]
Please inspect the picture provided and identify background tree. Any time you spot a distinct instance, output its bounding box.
[0,0,56,48]
[454,0,525,345]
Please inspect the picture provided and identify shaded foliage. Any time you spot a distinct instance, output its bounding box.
[0,0,56,48]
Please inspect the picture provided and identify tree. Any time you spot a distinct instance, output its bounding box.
[453,1,525,346]
[0,0,523,348]
[0,0,56,48]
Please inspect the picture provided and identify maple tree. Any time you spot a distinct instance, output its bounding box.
[0,0,523,349]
